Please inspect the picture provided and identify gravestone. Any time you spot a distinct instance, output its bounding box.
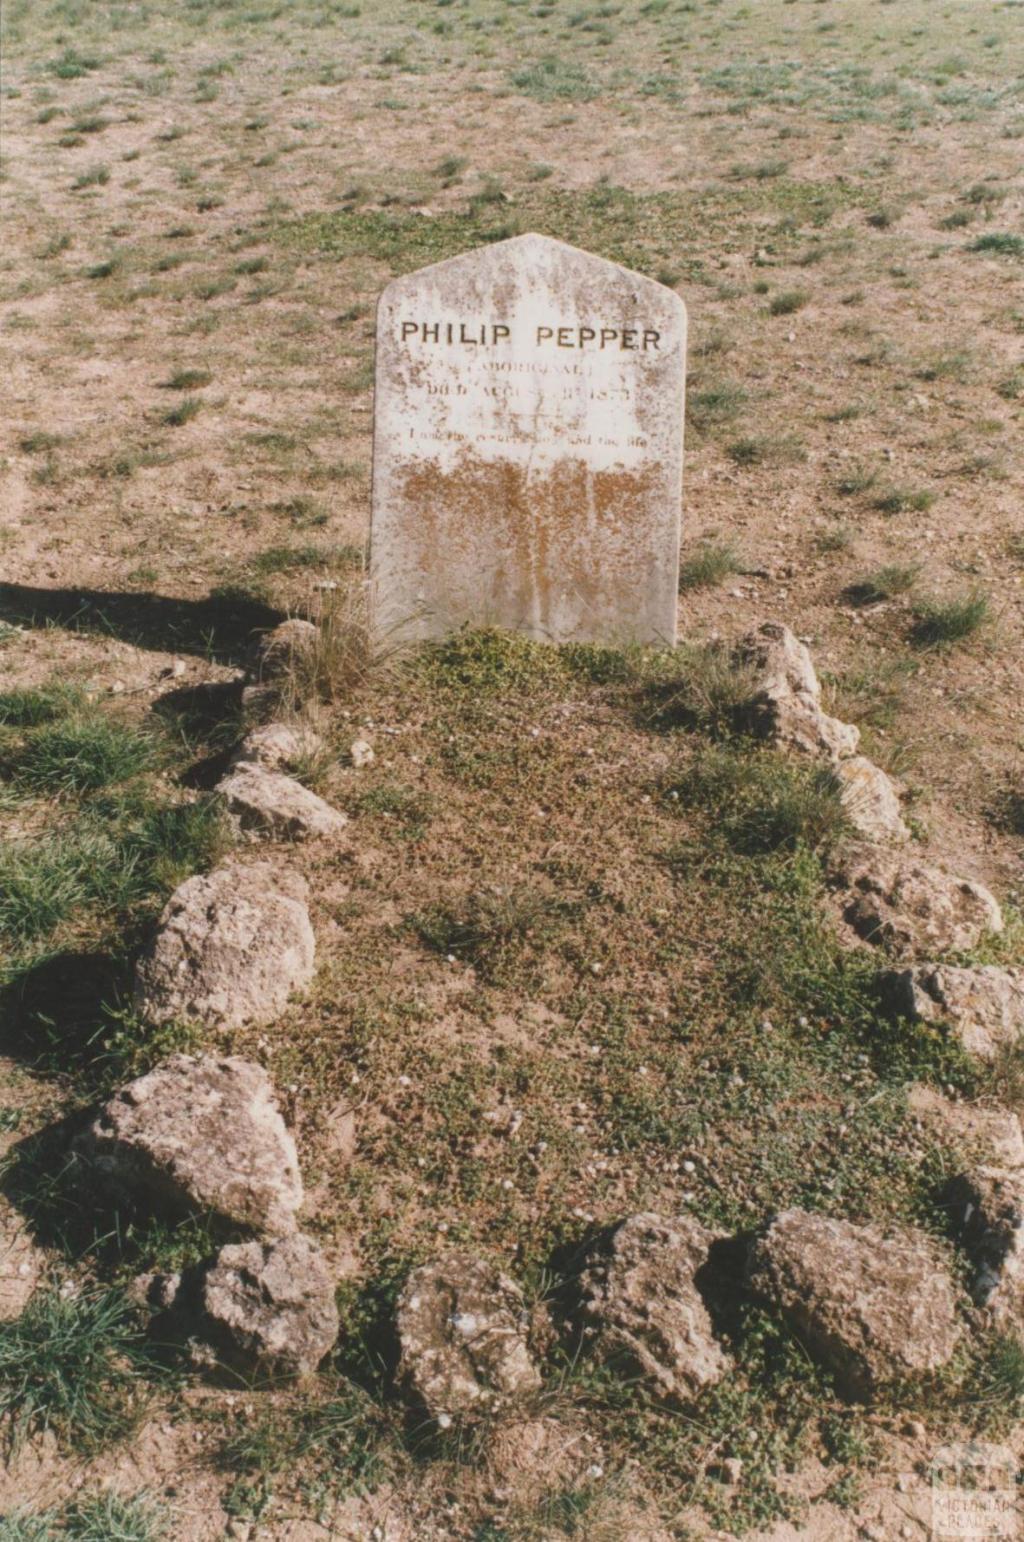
[370,233,686,645]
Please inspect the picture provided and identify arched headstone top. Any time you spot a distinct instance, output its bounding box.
[371,231,687,644]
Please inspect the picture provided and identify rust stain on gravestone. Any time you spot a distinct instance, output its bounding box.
[370,233,687,645]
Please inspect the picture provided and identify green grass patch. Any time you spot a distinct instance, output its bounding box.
[4,716,156,796]
[509,57,599,102]
[666,746,849,858]
[678,540,743,592]
[910,591,991,649]
[2,1492,169,1542]
[0,1287,160,1455]
[0,684,84,728]
[970,232,1024,258]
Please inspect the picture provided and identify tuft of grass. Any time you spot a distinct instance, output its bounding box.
[768,289,809,316]
[970,233,1024,259]
[7,1492,170,1542]
[686,379,747,432]
[218,1376,399,1501]
[509,57,598,102]
[915,348,972,383]
[413,885,575,980]
[71,165,110,191]
[667,746,850,858]
[834,464,877,497]
[0,684,84,727]
[18,431,63,455]
[639,644,759,739]
[0,1287,159,1454]
[872,485,935,515]
[815,524,854,554]
[0,796,228,945]
[160,367,211,390]
[5,717,156,796]
[910,591,991,650]
[843,565,918,607]
[678,540,743,592]
[726,435,806,468]
[47,47,101,79]
[160,395,203,427]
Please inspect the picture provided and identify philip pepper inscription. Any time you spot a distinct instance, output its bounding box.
[370,233,687,644]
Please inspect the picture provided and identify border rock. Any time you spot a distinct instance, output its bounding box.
[134,862,315,1031]
[217,763,347,842]
[396,1253,541,1421]
[881,965,1024,1060]
[229,722,325,773]
[735,622,859,762]
[746,1209,962,1398]
[579,1212,730,1401]
[74,1054,303,1234]
[197,1233,339,1378]
[834,757,910,844]
[832,842,1002,955]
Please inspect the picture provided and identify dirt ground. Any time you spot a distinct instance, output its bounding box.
[1,0,1023,1536]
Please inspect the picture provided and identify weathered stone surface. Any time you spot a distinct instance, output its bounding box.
[945,1166,1024,1329]
[746,1209,961,1398]
[906,1087,1024,1330]
[217,763,347,842]
[254,619,319,682]
[881,965,1024,1060]
[833,842,1003,955]
[579,1212,729,1401]
[129,1269,181,1314]
[229,721,325,773]
[134,862,315,1030]
[834,756,910,844]
[75,1054,303,1234]
[907,1085,1024,1170]
[371,232,686,646]
[735,622,859,761]
[396,1253,541,1419]
[198,1233,339,1377]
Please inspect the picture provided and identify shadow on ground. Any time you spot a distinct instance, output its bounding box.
[0,584,283,667]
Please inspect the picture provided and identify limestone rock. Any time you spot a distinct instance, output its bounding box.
[736,622,859,762]
[397,1253,541,1419]
[254,619,319,683]
[906,1085,1024,1170]
[579,1212,729,1401]
[217,763,347,842]
[833,842,1002,955]
[881,965,1024,1059]
[134,862,315,1030]
[945,1166,1024,1330]
[229,722,325,773]
[74,1054,303,1234]
[746,1209,962,1398]
[834,757,910,844]
[198,1233,339,1377]
[129,1270,181,1314]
